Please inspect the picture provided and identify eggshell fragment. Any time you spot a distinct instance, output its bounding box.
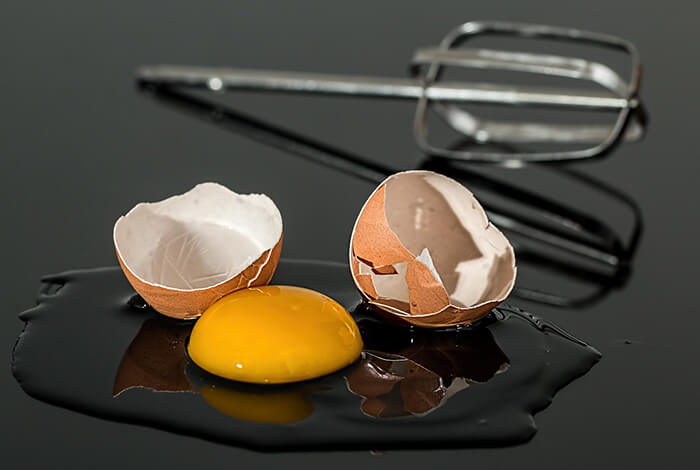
[351,257,378,299]
[352,185,415,268]
[349,171,516,328]
[405,257,450,315]
[114,182,283,319]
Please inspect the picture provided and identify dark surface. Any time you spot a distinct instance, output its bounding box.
[12,263,599,451]
[1,1,698,468]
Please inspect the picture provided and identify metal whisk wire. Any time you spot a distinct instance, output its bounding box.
[136,20,643,163]
[411,21,642,162]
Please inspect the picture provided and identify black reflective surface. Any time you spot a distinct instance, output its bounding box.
[12,261,598,450]
[2,1,699,468]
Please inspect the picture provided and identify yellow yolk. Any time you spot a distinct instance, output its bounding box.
[187,285,363,384]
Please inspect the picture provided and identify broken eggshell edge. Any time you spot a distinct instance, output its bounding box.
[114,183,283,320]
[349,170,516,329]
[116,237,282,319]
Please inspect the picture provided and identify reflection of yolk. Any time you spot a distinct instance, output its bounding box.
[188,286,363,384]
[200,385,316,423]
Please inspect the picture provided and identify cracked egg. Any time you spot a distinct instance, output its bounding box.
[349,170,516,328]
[114,182,282,319]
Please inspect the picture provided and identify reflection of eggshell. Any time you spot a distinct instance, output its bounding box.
[114,183,283,319]
[112,318,194,396]
[345,317,511,418]
[399,362,444,415]
[345,355,403,398]
[349,171,516,328]
[345,353,444,418]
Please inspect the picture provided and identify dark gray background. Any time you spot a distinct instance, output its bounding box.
[1,1,698,468]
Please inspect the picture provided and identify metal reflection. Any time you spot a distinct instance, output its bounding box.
[137,21,646,162]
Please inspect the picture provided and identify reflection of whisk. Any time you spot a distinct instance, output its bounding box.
[138,21,644,162]
[138,84,642,309]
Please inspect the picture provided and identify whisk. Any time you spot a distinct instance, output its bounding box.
[137,21,644,163]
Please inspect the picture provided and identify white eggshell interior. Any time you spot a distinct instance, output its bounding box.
[114,182,282,291]
[370,171,515,308]
[371,262,410,303]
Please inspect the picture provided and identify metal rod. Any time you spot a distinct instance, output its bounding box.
[137,65,630,110]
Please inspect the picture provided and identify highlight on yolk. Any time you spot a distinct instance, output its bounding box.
[187,285,363,384]
[199,385,322,424]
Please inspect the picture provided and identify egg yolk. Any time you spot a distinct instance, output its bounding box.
[188,286,363,384]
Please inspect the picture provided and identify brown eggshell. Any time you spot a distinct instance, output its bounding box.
[117,236,282,319]
[114,182,283,319]
[351,256,378,299]
[378,302,499,329]
[372,265,398,275]
[349,171,517,328]
[405,258,450,315]
[351,185,414,268]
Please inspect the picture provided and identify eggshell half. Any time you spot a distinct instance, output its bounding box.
[349,171,516,328]
[114,182,283,319]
